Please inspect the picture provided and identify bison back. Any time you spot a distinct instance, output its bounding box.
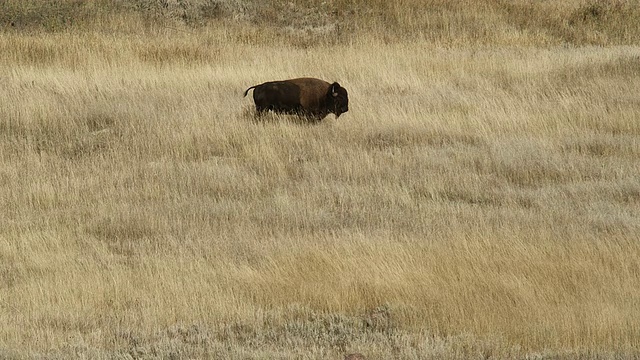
[286,78,332,110]
[253,81,302,113]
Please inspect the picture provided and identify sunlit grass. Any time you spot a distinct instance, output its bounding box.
[1,1,640,358]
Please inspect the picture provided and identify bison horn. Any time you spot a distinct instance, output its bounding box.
[331,82,340,97]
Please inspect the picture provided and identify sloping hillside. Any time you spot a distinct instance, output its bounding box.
[2,0,640,46]
[2,0,640,359]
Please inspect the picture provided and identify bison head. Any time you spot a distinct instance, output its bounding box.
[327,82,349,118]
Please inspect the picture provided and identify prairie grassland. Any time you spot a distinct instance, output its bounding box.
[2,1,640,359]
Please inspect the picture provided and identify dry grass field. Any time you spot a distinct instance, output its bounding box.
[1,0,640,359]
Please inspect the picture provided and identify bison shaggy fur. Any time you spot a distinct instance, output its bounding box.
[244,77,349,122]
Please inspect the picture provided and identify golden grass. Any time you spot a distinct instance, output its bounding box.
[2,1,640,358]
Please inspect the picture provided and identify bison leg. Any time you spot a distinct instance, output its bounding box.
[308,116,324,124]
[301,110,327,124]
[254,104,268,118]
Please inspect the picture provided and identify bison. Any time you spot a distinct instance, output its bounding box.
[243,77,349,122]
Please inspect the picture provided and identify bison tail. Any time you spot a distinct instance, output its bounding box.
[243,85,257,97]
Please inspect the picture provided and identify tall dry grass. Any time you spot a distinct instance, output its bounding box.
[2,1,640,359]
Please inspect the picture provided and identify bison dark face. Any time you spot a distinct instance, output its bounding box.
[244,78,349,122]
[327,82,349,118]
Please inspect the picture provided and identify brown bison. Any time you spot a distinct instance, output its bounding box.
[243,77,349,122]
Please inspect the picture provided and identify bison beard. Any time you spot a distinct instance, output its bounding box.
[244,77,349,122]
